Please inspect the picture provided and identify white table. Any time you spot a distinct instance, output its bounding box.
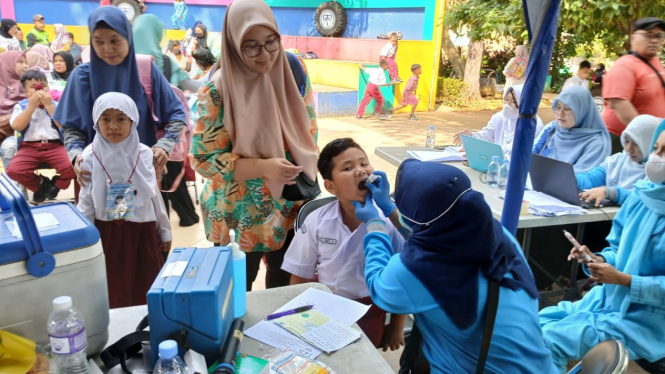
[375,146,620,298]
[98,283,393,374]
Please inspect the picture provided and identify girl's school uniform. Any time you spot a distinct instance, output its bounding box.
[77,92,171,308]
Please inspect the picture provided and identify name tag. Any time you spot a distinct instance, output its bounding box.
[317,235,337,245]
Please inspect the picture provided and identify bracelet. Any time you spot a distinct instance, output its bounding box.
[603,185,609,199]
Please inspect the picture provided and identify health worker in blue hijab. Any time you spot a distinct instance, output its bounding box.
[352,160,557,374]
[532,86,611,173]
[53,6,186,186]
[540,120,665,373]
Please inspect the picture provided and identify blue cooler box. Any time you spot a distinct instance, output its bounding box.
[0,174,109,354]
[147,246,234,365]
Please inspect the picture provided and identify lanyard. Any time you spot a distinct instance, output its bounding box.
[91,144,141,184]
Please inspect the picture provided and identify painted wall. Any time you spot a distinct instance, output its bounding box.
[3,0,434,40]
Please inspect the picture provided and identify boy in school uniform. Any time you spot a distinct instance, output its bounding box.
[393,64,422,121]
[356,60,395,120]
[282,138,407,352]
[6,70,75,202]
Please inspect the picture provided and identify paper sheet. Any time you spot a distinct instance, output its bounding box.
[301,319,361,353]
[244,288,370,358]
[5,212,60,238]
[273,309,332,337]
[406,150,466,162]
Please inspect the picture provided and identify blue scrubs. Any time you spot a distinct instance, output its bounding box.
[363,229,558,374]
[540,190,665,373]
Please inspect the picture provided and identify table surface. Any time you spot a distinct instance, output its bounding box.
[99,283,394,374]
[375,146,620,229]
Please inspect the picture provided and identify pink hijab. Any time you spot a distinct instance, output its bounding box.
[30,44,54,62]
[213,0,318,199]
[27,51,49,70]
[0,51,26,114]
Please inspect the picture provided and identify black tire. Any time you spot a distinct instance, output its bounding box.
[314,2,348,37]
[113,0,143,24]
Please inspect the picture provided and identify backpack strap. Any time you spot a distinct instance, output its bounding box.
[162,54,173,84]
[475,280,500,374]
[285,51,307,97]
[629,51,665,90]
[135,54,160,122]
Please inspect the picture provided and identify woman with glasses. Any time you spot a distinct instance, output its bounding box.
[532,86,611,173]
[0,19,21,52]
[190,0,318,291]
[453,84,544,156]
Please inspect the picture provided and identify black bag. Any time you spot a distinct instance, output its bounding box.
[282,171,320,202]
[629,51,665,91]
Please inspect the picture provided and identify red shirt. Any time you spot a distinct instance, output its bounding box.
[602,54,665,136]
[100,0,112,5]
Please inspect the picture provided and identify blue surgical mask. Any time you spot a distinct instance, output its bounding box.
[398,212,414,233]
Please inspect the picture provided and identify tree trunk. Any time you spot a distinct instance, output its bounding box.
[441,0,465,80]
[463,39,484,102]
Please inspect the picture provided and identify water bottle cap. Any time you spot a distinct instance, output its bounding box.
[53,296,72,311]
[503,159,509,163]
[492,156,499,162]
[158,340,178,359]
[229,230,236,244]
[429,126,435,129]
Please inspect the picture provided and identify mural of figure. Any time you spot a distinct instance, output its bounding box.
[171,0,189,30]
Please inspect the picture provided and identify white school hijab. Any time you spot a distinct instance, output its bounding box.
[81,92,157,219]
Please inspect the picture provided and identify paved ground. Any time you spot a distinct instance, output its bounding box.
[19,100,647,373]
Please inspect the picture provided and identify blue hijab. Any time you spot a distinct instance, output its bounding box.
[54,7,184,149]
[547,86,611,173]
[396,159,539,330]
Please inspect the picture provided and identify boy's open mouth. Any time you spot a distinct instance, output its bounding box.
[358,181,368,191]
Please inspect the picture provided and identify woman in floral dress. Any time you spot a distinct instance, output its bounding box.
[190,0,318,290]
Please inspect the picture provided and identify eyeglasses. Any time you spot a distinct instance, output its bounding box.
[241,39,281,58]
[555,106,573,115]
[634,32,665,41]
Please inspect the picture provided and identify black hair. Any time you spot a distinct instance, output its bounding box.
[20,70,48,88]
[68,32,74,40]
[579,60,591,70]
[192,48,216,69]
[317,138,366,181]
[167,39,180,50]
[597,63,605,70]
[379,59,388,67]
[115,195,125,202]
[411,64,421,72]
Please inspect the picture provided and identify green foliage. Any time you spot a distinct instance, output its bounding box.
[437,78,470,108]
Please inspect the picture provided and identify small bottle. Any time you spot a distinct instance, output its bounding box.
[153,340,186,374]
[46,296,90,374]
[426,126,436,150]
[498,159,510,190]
[230,230,247,318]
[486,156,500,188]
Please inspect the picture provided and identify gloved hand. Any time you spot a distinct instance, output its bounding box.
[366,171,396,216]
[352,194,381,223]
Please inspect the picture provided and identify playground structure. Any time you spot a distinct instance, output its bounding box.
[1,0,444,117]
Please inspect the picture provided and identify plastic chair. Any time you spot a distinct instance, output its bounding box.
[294,196,337,232]
[636,357,665,374]
[567,340,629,374]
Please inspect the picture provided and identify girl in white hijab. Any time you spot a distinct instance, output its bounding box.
[77,92,171,308]
[453,84,544,156]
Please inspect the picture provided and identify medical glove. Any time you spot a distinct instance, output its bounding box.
[366,171,396,216]
[352,194,381,223]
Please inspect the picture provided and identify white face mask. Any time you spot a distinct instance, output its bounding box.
[645,153,665,184]
[502,104,519,120]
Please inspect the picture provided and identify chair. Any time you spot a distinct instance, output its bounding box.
[567,340,629,374]
[636,357,665,374]
[294,196,337,232]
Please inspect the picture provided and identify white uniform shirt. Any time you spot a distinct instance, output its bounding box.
[367,68,387,86]
[0,36,21,51]
[282,200,405,300]
[10,101,60,141]
[562,75,589,91]
[380,42,397,58]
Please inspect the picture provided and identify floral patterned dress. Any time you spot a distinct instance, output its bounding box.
[190,57,318,251]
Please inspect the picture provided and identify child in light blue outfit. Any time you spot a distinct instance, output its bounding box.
[577,115,660,206]
[171,0,188,30]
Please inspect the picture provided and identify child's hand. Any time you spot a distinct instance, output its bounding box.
[380,321,405,352]
[160,240,172,253]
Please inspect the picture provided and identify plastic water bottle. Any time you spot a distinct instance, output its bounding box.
[426,126,436,150]
[486,156,500,188]
[230,230,247,318]
[153,340,186,374]
[498,159,510,190]
[46,296,90,374]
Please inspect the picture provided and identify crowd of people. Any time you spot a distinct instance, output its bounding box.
[0,3,663,374]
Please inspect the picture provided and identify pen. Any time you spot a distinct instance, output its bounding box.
[265,305,314,321]
[563,230,593,263]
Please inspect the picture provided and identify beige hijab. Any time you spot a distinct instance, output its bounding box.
[213,0,318,199]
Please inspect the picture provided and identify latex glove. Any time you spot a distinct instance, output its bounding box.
[365,171,396,216]
[352,194,381,223]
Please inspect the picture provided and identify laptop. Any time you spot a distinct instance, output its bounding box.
[460,135,504,172]
[529,154,615,209]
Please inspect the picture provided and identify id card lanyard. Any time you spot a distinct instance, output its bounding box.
[91,145,142,185]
